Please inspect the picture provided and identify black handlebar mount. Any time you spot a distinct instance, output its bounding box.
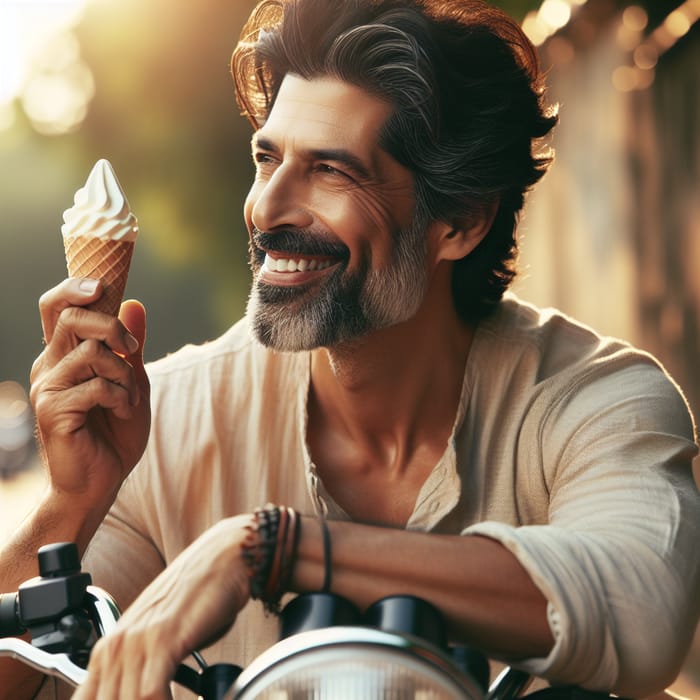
[0,542,97,666]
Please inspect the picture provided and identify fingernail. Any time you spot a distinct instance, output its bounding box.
[79,279,99,294]
[125,334,139,354]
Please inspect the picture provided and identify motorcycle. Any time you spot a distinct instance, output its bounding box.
[0,542,618,699]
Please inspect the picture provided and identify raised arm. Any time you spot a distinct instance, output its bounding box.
[0,279,150,700]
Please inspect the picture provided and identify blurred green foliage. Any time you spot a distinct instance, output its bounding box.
[0,1,260,386]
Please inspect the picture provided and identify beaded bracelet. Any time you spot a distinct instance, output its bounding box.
[241,504,301,614]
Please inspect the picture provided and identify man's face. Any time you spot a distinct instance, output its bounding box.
[244,74,428,351]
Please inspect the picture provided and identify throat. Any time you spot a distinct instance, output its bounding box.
[307,360,456,527]
[307,411,447,527]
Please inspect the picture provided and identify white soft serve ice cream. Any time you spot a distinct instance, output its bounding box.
[62,159,139,241]
[61,159,139,315]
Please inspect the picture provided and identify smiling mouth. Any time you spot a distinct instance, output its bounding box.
[262,253,340,273]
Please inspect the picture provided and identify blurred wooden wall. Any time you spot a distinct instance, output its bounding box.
[514,6,700,695]
[516,8,699,441]
[630,30,700,445]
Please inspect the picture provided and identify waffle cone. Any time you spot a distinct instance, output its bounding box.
[63,235,134,316]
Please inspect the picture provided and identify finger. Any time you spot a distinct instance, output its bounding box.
[46,306,140,363]
[118,300,149,399]
[34,374,136,427]
[84,637,122,700]
[39,278,104,344]
[95,626,172,700]
[119,300,146,356]
[72,657,101,699]
[53,338,141,408]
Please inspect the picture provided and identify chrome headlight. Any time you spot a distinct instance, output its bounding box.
[227,594,487,699]
[229,626,484,699]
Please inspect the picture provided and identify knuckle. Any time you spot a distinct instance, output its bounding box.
[28,380,42,409]
[37,290,51,313]
[32,390,58,427]
[93,376,113,395]
[52,308,72,337]
[37,283,64,313]
[80,337,103,359]
[59,305,82,326]
[29,354,46,384]
[91,633,121,665]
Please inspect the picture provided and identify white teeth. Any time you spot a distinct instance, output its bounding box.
[264,253,333,273]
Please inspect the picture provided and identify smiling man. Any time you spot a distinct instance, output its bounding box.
[246,76,430,351]
[2,1,700,699]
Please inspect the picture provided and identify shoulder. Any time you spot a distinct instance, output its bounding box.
[476,294,696,441]
[479,293,670,384]
[478,294,630,373]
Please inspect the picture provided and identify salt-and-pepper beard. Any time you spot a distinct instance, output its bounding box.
[246,220,428,351]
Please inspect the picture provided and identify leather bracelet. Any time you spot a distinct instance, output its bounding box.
[242,504,300,614]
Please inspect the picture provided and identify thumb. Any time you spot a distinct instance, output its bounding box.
[118,299,147,377]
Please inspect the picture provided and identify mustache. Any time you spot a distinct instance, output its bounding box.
[251,227,348,258]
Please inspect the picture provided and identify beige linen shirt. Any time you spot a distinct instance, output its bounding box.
[43,294,700,698]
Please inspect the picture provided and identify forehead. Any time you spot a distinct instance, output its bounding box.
[257,74,394,157]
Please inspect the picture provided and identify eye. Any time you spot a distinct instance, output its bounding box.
[254,150,278,163]
[253,152,279,175]
[316,163,354,181]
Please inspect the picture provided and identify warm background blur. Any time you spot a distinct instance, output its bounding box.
[0,0,698,696]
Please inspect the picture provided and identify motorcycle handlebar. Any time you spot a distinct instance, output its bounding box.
[0,591,24,637]
[0,543,537,700]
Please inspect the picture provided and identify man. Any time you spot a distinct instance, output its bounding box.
[1,1,698,698]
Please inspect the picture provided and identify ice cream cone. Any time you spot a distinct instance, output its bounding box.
[64,235,134,316]
[61,159,139,317]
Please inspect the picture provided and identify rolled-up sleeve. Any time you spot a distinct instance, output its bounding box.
[465,360,700,698]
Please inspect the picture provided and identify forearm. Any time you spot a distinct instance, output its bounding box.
[0,488,110,700]
[290,517,554,660]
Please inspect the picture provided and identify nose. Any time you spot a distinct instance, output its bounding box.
[247,164,314,233]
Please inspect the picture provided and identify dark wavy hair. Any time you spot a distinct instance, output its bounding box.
[232,0,558,321]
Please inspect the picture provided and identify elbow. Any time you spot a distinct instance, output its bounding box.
[608,620,691,698]
[541,587,696,697]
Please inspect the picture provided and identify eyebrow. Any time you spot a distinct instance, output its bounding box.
[253,134,373,180]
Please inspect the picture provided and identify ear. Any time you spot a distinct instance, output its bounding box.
[431,200,498,263]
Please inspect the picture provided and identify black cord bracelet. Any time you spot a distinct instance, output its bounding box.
[319,516,332,592]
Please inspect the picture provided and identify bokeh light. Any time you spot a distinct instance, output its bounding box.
[0,0,91,133]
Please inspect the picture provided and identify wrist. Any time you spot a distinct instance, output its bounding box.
[36,486,113,556]
[290,515,334,595]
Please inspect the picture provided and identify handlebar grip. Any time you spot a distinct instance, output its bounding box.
[0,593,25,637]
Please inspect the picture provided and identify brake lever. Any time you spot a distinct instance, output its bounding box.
[0,636,87,687]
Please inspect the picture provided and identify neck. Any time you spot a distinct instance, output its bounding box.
[309,276,475,463]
